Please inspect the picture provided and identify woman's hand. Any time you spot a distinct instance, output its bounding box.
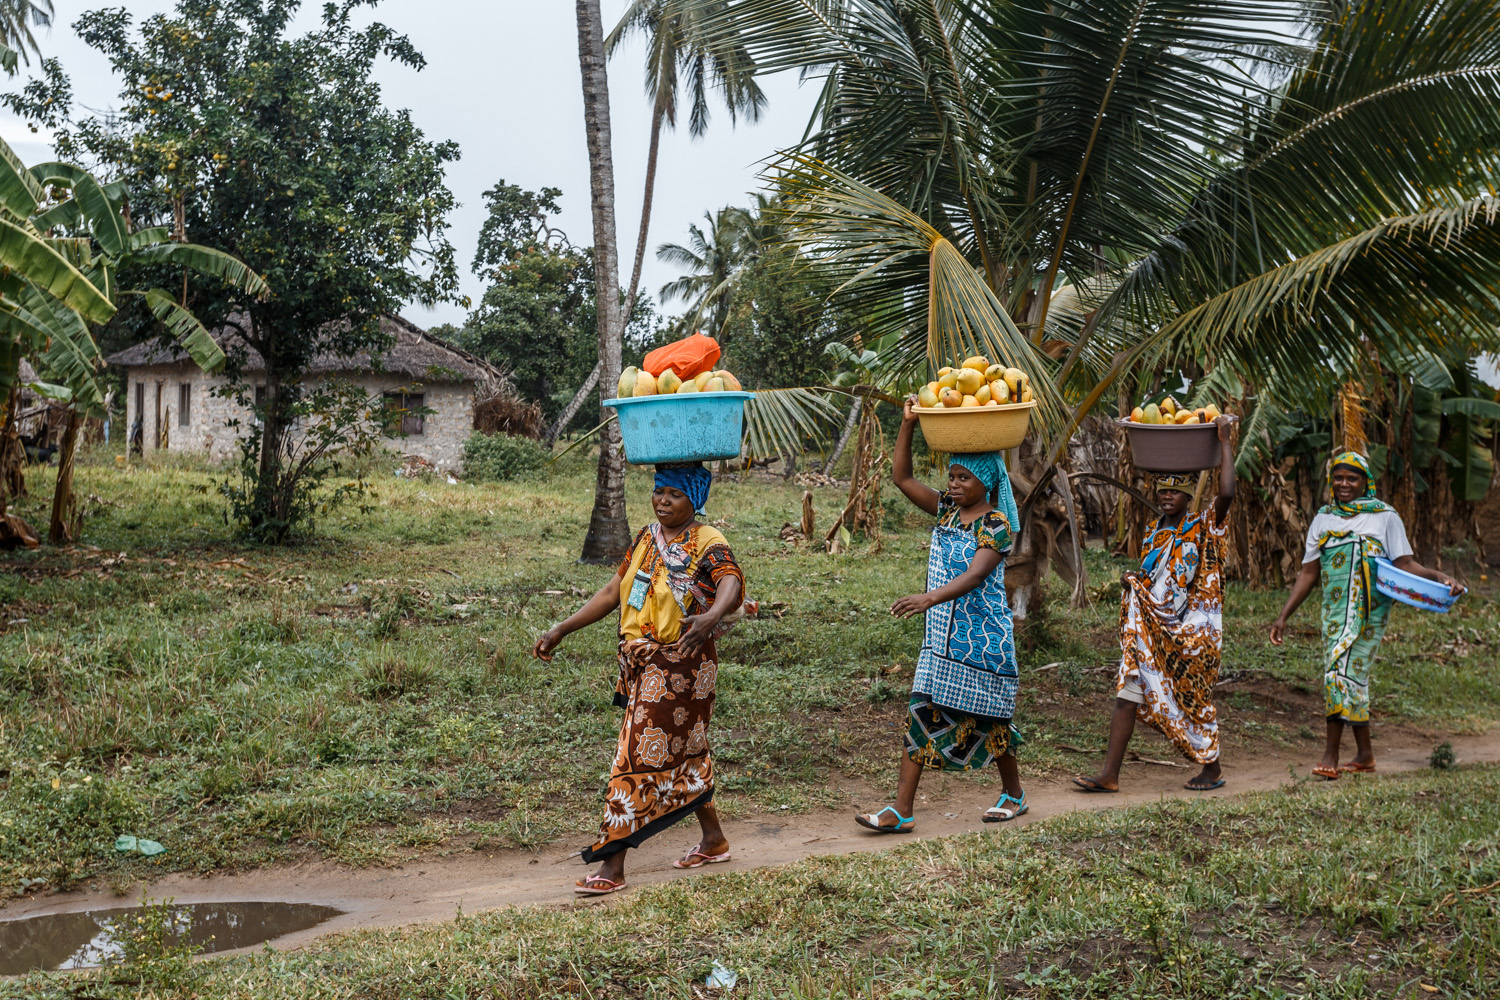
[1214,413,1235,442]
[1268,619,1287,646]
[1436,573,1465,596]
[677,613,721,657]
[903,395,919,424]
[532,626,566,661]
[890,592,936,619]
[1121,569,1143,587]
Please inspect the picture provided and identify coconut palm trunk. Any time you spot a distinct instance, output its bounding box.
[576,0,630,564]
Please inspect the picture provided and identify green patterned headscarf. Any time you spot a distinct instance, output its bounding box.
[1320,451,1394,518]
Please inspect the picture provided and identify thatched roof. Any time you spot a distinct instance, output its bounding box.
[18,358,36,383]
[105,314,502,385]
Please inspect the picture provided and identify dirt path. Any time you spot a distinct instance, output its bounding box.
[9,726,1498,960]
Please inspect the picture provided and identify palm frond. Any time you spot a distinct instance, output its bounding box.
[742,386,844,461]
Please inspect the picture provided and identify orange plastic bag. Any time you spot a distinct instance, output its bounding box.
[643,332,720,379]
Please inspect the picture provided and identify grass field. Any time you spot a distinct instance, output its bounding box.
[10,765,1499,998]
[2,444,1498,901]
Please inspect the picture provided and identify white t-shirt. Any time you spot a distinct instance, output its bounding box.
[1302,509,1413,564]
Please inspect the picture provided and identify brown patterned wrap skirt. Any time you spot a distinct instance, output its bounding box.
[582,637,718,862]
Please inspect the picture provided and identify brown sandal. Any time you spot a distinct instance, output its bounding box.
[1311,765,1340,781]
[1339,760,1376,773]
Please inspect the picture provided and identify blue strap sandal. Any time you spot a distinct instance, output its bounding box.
[854,806,915,833]
[983,791,1028,823]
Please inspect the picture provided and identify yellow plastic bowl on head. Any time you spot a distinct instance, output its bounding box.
[914,400,1035,452]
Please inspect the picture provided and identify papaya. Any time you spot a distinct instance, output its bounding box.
[937,366,955,378]
[962,355,991,374]
[656,368,682,394]
[1003,367,1026,398]
[714,370,743,391]
[694,371,714,391]
[633,370,658,396]
[937,370,960,391]
[939,387,963,408]
[1021,385,1033,403]
[974,382,992,405]
[960,394,980,408]
[1130,406,1145,422]
[982,398,998,406]
[926,380,941,397]
[1142,403,1162,424]
[704,377,726,392]
[618,366,639,398]
[676,379,699,393]
[955,368,984,395]
[917,385,941,408]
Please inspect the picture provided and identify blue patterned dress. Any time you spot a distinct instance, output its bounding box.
[906,493,1022,771]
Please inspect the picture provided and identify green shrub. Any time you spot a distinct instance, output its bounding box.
[463,432,548,482]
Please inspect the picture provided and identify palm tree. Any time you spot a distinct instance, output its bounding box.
[576,0,631,564]
[695,0,1500,607]
[607,0,765,322]
[656,203,759,338]
[0,0,51,66]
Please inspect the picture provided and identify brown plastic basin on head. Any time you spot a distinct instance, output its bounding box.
[1118,418,1222,472]
[915,400,1035,452]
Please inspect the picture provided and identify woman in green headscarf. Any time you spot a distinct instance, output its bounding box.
[1270,452,1460,779]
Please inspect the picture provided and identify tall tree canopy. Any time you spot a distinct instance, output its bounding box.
[70,0,461,536]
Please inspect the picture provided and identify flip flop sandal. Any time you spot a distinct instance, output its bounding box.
[1311,766,1340,781]
[574,876,627,896]
[1072,776,1119,793]
[1185,778,1227,791]
[1339,760,1376,773]
[673,848,732,869]
[854,806,915,833]
[983,792,1028,822]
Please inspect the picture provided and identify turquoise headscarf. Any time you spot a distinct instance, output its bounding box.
[950,451,1020,531]
[1320,451,1394,518]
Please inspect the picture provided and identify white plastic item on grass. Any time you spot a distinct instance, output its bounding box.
[706,962,739,989]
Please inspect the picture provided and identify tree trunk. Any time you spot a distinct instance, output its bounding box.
[822,396,862,474]
[625,98,666,326]
[48,407,82,545]
[543,363,602,450]
[576,0,630,564]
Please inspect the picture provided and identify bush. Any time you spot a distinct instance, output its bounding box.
[463,432,548,482]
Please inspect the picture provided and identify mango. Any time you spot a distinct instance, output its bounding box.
[1003,367,1026,397]
[656,369,682,394]
[982,398,998,406]
[962,355,991,374]
[694,371,714,391]
[1174,409,1194,424]
[917,385,941,408]
[937,370,960,391]
[960,394,980,408]
[974,382,992,405]
[990,379,1011,403]
[983,363,1005,382]
[955,368,984,395]
[704,377,726,392]
[1142,403,1162,424]
[1203,403,1222,420]
[1021,385,1033,403]
[937,366,955,378]
[714,370,743,391]
[618,366,639,398]
[926,380,941,397]
[1130,406,1145,422]
[939,387,963,408]
[633,370,658,396]
[1181,414,1201,424]
[676,379,699,393]
[1160,396,1177,416]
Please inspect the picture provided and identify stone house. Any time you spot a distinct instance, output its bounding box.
[106,315,505,470]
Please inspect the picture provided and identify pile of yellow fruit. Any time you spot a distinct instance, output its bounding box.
[916,356,1033,409]
[616,366,743,397]
[1128,397,1224,425]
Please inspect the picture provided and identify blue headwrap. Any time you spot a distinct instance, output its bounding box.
[950,451,1020,531]
[654,463,712,515]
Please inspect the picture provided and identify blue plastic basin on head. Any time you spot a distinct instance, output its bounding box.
[1373,557,1464,614]
[603,391,754,465]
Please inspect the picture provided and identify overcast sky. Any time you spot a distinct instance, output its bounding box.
[0,1,820,329]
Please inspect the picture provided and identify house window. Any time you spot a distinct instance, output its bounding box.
[179,384,192,427]
[382,391,425,436]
